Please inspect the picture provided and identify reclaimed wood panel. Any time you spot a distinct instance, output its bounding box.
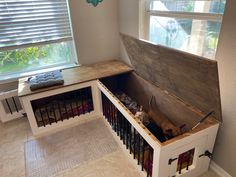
[18,60,133,97]
[121,34,222,122]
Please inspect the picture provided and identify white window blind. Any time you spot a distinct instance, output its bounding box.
[0,0,72,51]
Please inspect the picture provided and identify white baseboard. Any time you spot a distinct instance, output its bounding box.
[210,161,232,177]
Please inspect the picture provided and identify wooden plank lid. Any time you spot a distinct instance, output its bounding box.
[121,34,222,122]
[18,60,133,97]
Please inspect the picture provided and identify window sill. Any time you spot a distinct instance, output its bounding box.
[0,63,80,84]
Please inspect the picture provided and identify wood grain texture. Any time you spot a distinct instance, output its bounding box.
[121,34,222,122]
[18,60,133,97]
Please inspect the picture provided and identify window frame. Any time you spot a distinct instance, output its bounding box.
[140,0,224,58]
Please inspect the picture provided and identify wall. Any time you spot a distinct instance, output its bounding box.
[119,0,139,37]
[118,0,139,65]
[213,0,236,176]
[118,0,235,176]
[69,0,120,65]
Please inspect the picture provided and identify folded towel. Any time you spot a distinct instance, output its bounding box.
[28,70,64,91]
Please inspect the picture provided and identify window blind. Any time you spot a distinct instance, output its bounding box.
[0,0,72,51]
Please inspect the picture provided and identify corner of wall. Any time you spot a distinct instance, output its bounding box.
[210,161,232,177]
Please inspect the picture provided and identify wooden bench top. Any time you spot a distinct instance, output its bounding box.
[18,60,133,97]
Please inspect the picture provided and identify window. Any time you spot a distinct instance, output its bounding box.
[141,0,226,59]
[0,0,77,78]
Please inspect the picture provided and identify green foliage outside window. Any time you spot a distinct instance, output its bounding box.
[0,47,46,66]
[183,2,194,12]
[0,42,73,75]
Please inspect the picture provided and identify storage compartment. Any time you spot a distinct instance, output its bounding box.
[100,73,218,144]
[98,73,219,177]
[19,61,133,136]
[31,87,93,127]
[97,34,222,177]
[20,80,101,136]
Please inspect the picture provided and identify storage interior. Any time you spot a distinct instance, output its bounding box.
[100,72,219,144]
[121,34,222,123]
[31,86,93,127]
[100,72,219,175]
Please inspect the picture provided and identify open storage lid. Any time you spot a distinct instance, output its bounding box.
[121,34,222,122]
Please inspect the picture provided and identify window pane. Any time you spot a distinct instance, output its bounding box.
[0,41,76,75]
[150,0,226,14]
[149,16,222,58]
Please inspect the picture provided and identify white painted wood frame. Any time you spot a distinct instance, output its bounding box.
[97,80,220,177]
[20,80,102,136]
[20,78,220,177]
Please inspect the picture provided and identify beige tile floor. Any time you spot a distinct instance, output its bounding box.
[0,117,219,177]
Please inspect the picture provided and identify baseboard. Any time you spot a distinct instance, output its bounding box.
[210,161,232,177]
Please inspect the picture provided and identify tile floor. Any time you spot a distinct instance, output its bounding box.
[0,117,219,177]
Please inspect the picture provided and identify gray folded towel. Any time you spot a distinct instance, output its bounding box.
[28,70,64,91]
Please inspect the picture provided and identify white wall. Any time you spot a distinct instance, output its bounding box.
[118,0,139,65]
[119,0,139,37]
[213,0,236,176]
[69,0,120,65]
